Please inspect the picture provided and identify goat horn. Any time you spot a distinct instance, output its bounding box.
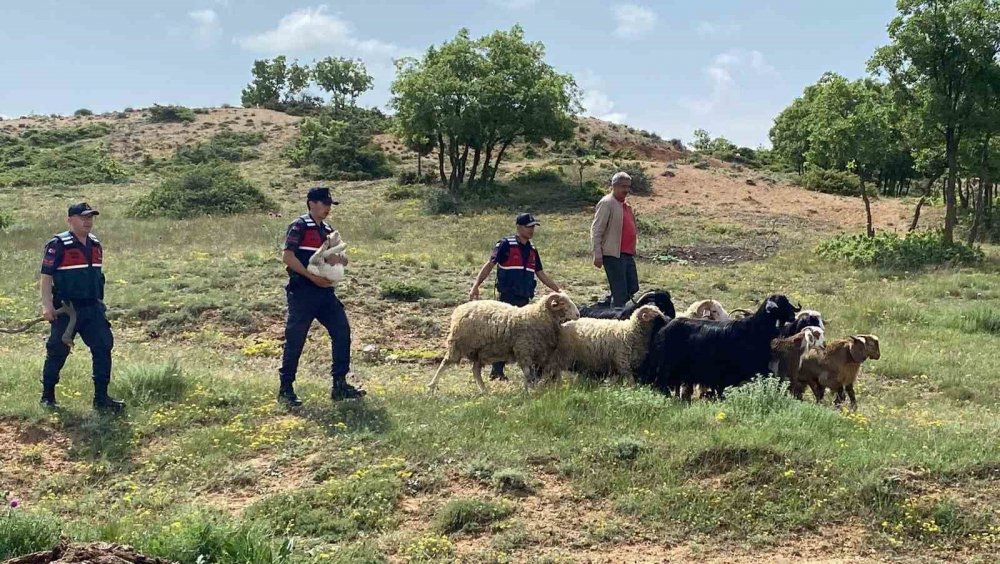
[793,302,802,312]
[730,308,753,318]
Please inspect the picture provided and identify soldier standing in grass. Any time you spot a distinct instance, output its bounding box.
[468,213,562,381]
[591,171,639,308]
[277,187,365,406]
[39,202,124,412]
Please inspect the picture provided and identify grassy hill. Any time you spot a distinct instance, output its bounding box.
[0,107,997,563]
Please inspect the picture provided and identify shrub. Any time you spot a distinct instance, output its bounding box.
[800,167,859,195]
[20,123,112,148]
[380,280,432,302]
[0,209,13,230]
[424,189,461,215]
[73,108,93,116]
[610,161,653,195]
[134,163,275,219]
[816,230,984,269]
[395,169,435,186]
[174,131,265,164]
[0,143,128,187]
[491,468,532,494]
[510,166,563,183]
[148,104,196,123]
[287,112,392,180]
[385,184,425,201]
[434,499,513,534]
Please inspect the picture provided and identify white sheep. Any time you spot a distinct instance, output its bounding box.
[427,292,580,393]
[307,231,347,286]
[547,304,667,383]
[677,299,733,321]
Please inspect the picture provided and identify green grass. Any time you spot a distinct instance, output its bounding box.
[1,139,999,561]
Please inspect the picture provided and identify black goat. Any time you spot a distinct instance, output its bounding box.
[578,289,677,321]
[639,294,800,400]
[779,309,826,337]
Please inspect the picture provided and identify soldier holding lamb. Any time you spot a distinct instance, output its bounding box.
[277,187,365,406]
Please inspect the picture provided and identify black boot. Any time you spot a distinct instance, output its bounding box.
[93,381,125,413]
[331,375,366,401]
[278,382,303,407]
[40,384,60,409]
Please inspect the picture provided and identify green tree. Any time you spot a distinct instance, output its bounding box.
[241,56,313,110]
[769,94,815,173]
[869,0,1000,243]
[691,129,712,152]
[313,57,374,111]
[391,26,580,193]
[805,74,897,237]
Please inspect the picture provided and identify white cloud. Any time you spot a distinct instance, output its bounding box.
[680,49,778,115]
[714,49,777,75]
[612,4,658,39]
[696,21,740,39]
[0,114,10,120]
[236,5,400,57]
[214,0,229,6]
[581,90,626,124]
[578,71,627,124]
[188,9,221,45]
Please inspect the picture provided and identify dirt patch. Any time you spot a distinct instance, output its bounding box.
[3,541,173,564]
[642,244,765,265]
[642,164,941,234]
[0,420,74,497]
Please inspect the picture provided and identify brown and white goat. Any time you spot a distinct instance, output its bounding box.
[769,326,826,393]
[798,334,881,411]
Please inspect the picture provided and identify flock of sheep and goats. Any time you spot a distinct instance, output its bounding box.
[307,226,882,407]
[426,289,881,410]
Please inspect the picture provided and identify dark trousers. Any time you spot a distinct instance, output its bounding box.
[42,301,114,389]
[603,253,639,307]
[279,284,351,386]
[491,293,530,376]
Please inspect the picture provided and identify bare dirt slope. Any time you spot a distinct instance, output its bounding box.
[640,163,938,233]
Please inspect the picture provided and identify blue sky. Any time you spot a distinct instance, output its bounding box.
[0,1,899,147]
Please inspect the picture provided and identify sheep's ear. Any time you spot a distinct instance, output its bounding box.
[639,308,657,322]
[849,338,867,363]
[765,299,778,313]
[546,294,565,310]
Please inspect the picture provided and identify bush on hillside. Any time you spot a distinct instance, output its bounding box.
[0,143,128,187]
[134,163,275,219]
[174,131,266,164]
[396,169,437,186]
[510,166,563,183]
[149,104,196,123]
[0,209,13,230]
[20,123,112,148]
[73,108,93,117]
[816,230,984,269]
[286,112,393,180]
[800,167,859,196]
[611,161,653,195]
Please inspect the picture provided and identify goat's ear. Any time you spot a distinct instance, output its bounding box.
[849,338,867,363]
